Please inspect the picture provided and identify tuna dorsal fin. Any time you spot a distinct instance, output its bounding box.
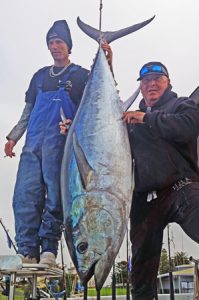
[122,86,140,112]
[189,86,199,104]
[73,132,94,190]
[77,16,155,44]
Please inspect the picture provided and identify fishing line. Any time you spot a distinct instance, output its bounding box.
[99,0,104,46]
[99,0,103,33]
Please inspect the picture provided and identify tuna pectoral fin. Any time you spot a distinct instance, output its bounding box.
[73,133,94,190]
[189,86,199,104]
[122,86,140,112]
[77,16,155,44]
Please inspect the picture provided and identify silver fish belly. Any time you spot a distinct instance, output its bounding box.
[61,48,133,290]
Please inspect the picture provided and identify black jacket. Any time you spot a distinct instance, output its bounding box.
[128,88,199,193]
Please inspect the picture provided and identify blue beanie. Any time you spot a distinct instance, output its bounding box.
[46,20,72,50]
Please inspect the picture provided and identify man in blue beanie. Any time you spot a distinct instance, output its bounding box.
[123,61,199,299]
[4,20,112,266]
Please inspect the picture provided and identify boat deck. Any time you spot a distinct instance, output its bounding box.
[0,255,63,300]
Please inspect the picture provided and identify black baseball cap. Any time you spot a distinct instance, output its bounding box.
[137,61,169,81]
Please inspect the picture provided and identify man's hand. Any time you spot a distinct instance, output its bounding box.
[59,119,72,135]
[101,41,113,66]
[4,140,16,158]
[101,41,114,75]
[122,111,146,124]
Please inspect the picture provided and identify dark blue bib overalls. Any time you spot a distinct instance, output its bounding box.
[13,66,80,259]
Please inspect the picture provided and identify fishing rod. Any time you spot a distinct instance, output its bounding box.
[112,261,116,300]
[0,218,17,253]
[126,225,130,300]
[167,225,174,300]
[60,236,67,300]
[83,282,88,300]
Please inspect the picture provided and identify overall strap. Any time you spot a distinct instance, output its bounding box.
[60,64,89,105]
[58,64,81,90]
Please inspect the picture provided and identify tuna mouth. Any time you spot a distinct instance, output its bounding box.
[94,252,113,291]
[77,250,106,288]
[79,259,106,291]
[78,251,114,290]
[79,262,96,287]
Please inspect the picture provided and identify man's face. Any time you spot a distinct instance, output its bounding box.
[140,74,170,106]
[48,38,70,61]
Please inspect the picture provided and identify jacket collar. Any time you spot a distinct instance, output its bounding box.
[139,88,178,112]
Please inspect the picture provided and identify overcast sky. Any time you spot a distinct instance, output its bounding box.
[0,0,199,268]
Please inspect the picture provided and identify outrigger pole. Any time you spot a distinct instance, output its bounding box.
[0,218,17,253]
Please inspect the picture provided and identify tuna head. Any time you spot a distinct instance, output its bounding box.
[67,190,124,290]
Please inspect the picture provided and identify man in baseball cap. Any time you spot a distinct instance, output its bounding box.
[122,60,199,299]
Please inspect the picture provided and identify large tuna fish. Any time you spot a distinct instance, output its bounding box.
[61,16,154,290]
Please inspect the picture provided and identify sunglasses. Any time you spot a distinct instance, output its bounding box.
[140,65,168,77]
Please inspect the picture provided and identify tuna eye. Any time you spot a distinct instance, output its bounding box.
[77,242,88,254]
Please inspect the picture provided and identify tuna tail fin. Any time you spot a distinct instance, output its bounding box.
[122,86,140,112]
[73,132,94,190]
[77,16,155,44]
